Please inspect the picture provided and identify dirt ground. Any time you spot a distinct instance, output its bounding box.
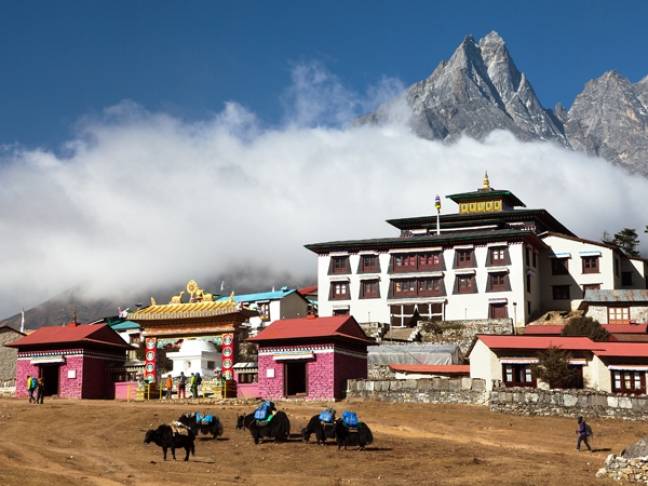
[0,398,642,486]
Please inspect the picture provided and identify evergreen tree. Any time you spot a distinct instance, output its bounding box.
[603,228,640,257]
[561,316,609,341]
[533,347,581,389]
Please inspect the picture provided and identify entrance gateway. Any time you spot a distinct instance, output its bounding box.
[127,280,257,394]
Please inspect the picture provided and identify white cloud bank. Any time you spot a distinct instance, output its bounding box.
[1,64,647,317]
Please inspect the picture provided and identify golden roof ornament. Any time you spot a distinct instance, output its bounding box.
[482,171,490,190]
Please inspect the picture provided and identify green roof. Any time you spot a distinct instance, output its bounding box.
[109,320,141,331]
[446,189,525,207]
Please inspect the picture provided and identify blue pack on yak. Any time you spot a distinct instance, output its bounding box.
[319,408,335,423]
[254,400,275,421]
[342,410,359,428]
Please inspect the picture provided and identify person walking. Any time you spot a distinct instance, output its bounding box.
[27,375,38,403]
[26,375,33,403]
[190,372,198,399]
[165,374,173,400]
[178,372,187,399]
[36,376,45,404]
[576,416,593,452]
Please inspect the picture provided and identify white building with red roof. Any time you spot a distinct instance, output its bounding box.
[469,334,648,394]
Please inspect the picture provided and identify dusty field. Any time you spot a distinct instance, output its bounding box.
[0,398,643,486]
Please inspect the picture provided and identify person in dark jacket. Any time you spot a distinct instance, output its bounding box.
[36,376,45,404]
[576,416,592,451]
[178,372,187,399]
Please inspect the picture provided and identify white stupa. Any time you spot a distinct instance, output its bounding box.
[166,339,221,379]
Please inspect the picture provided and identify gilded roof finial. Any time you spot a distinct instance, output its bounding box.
[482,171,490,190]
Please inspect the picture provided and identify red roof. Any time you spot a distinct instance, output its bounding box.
[594,342,648,358]
[388,364,470,375]
[477,335,599,351]
[6,323,131,349]
[605,324,648,334]
[298,285,318,296]
[523,325,563,335]
[249,315,372,343]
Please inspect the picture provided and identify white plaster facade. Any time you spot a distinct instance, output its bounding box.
[317,241,541,327]
[166,339,221,379]
[540,234,647,312]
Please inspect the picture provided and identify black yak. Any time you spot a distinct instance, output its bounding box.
[144,424,196,461]
[302,414,337,445]
[177,412,224,439]
[334,419,373,450]
[236,411,290,444]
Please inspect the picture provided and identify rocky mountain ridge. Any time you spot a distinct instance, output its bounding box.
[365,31,648,175]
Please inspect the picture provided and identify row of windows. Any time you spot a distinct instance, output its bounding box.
[328,247,513,276]
[551,256,600,275]
[329,272,513,300]
[387,302,509,326]
[502,365,645,395]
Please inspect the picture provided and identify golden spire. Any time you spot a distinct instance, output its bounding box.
[482,171,490,190]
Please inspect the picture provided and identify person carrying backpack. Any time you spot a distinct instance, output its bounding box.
[576,416,593,452]
[28,375,38,403]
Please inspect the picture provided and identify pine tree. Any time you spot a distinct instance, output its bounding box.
[603,228,640,257]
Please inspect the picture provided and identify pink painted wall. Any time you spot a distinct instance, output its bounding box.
[114,381,138,400]
[15,360,40,398]
[236,383,260,399]
[306,352,335,399]
[257,353,284,399]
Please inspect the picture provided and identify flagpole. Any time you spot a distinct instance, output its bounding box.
[434,195,441,235]
[20,308,25,333]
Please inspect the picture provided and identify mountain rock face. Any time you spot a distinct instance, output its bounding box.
[365,31,648,175]
[566,71,648,174]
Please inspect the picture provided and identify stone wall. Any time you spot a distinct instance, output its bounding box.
[597,454,648,484]
[419,319,514,354]
[347,377,488,405]
[349,379,648,420]
[489,387,648,419]
[0,328,22,388]
[367,364,395,380]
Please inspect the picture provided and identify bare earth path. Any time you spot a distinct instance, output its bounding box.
[0,398,642,485]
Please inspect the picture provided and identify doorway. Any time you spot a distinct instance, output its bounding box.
[284,361,307,396]
[40,365,60,396]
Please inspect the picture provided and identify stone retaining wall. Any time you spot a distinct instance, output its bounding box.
[348,379,648,419]
[418,319,514,354]
[489,387,648,419]
[346,377,488,405]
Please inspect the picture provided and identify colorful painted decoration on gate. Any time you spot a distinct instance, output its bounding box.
[221,333,235,380]
[144,337,157,382]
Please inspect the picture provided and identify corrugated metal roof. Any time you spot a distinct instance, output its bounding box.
[216,288,296,303]
[109,320,141,331]
[583,289,648,303]
[477,335,600,351]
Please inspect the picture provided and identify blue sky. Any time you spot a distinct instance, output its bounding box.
[1,0,647,147]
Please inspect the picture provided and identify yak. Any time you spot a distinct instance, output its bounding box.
[334,419,373,450]
[236,411,290,444]
[302,414,337,445]
[177,412,224,439]
[144,424,196,461]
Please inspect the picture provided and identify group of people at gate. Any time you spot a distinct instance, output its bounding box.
[25,374,45,404]
[163,371,203,399]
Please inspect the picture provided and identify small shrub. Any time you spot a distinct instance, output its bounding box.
[561,316,609,341]
[533,347,582,389]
